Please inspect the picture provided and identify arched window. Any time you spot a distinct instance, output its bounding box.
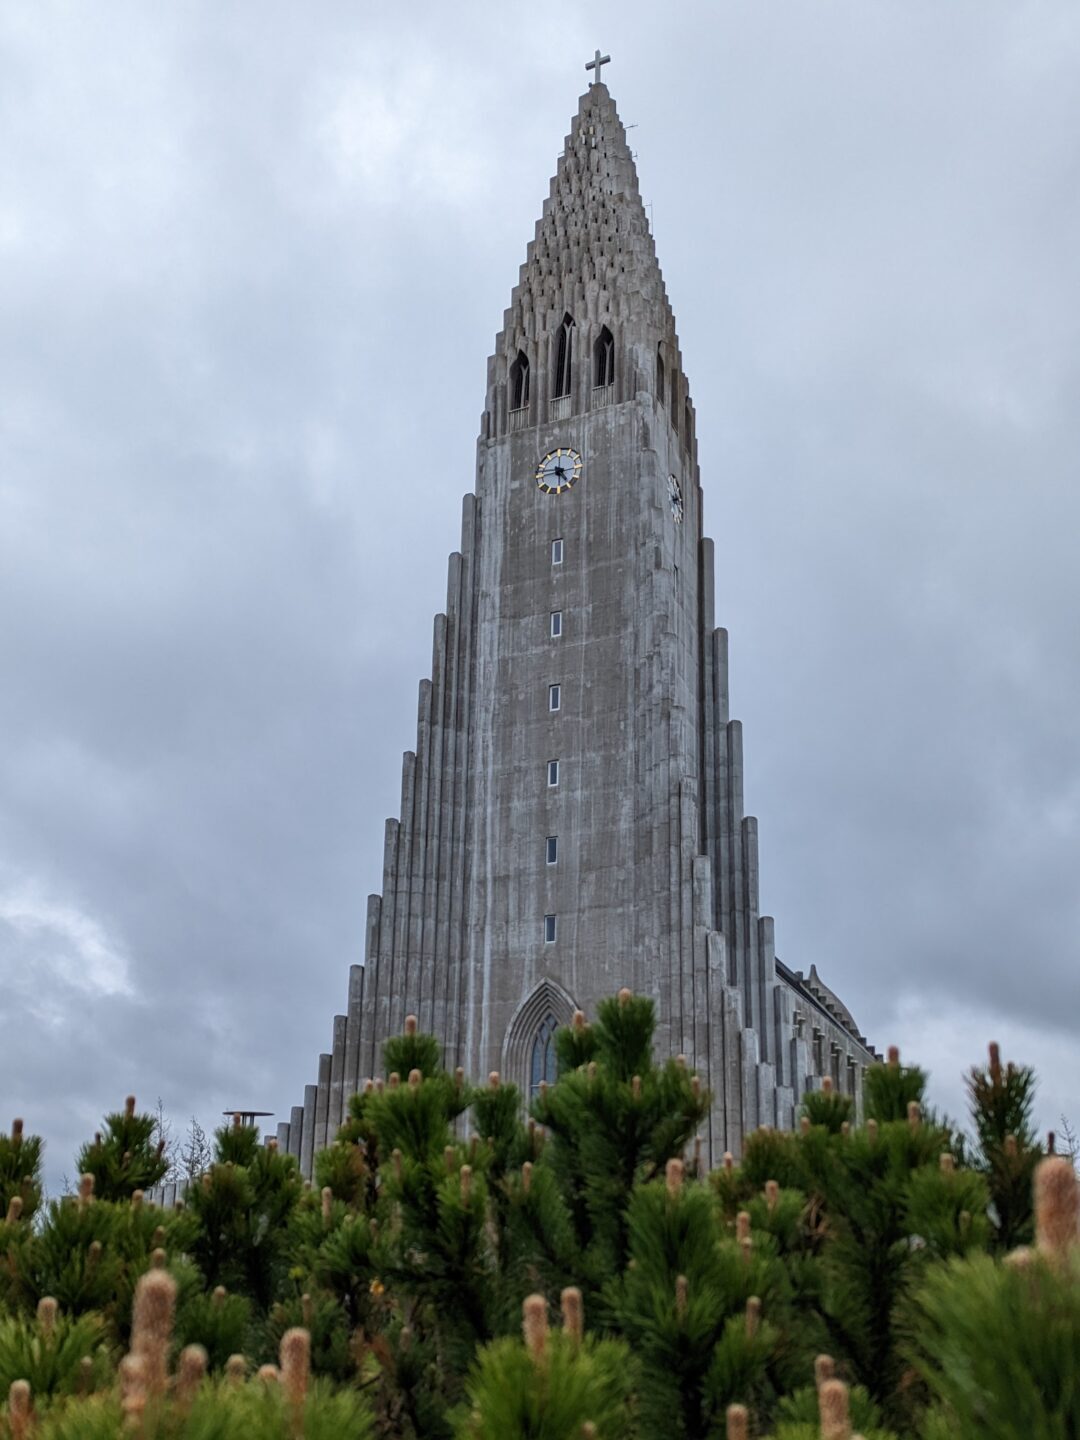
[593,326,614,388]
[509,350,530,411]
[529,1013,559,1096]
[657,347,666,407]
[553,314,575,399]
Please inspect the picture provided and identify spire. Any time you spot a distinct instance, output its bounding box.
[491,84,679,384]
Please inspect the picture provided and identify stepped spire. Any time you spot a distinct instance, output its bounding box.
[493,85,677,378]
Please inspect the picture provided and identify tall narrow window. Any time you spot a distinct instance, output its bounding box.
[530,1013,559,1094]
[553,313,575,399]
[548,684,561,712]
[593,326,614,388]
[547,759,559,786]
[544,914,557,943]
[657,347,666,406]
[551,538,564,565]
[684,398,692,453]
[546,835,558,865]
[550,610,562,638]
[509,350,530,410]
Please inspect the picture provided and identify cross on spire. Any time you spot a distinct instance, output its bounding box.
[585,49,611,86]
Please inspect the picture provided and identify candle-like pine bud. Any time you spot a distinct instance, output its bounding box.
[489,1071,500,1089]
[152,1225,165,1247]
[561,1286,584,1341]
[940,1153,955,1174]
[388,1072,400,1090]
[444,1145,456,1172]
[522,1161,533,1195]
[302,1293,313,1326]
[87,1240,103,1268]
[693,1136,703,1174]
[280,1327,310,1410]
[765,1179,779,1211]
[675,1054,687,1071]
[631,1075,642,1099]
[131,1268,177,1397]
[78,1173,94,1208]
[1035,1156,1079,1259]
[573,1010,586,1032]
[232,1113,242,1129]
[77,1356,93,1394]
[225,1354,246,1386]
[523,1294,548,1358]
[151,1247,167,1269]
[5,1196,23,1223]
[320,1186,333,1222]
[988,1041,1001,1079]
[800,1115,811,1135]
[257,1363,279,1384]
[887,1046,900,1067]
[11,1119,23,1143]
[1005,1133,1018,1157]
[723,1151,734,1172]
[212,1285,227,1308]
[399,1324,412,1354]
[408,1069,421,1089]
[363,1078,374,1095]
[666,1157,684,1197]
[176,1344,207,1407]
[691,1074,702,1099]
[726,1404,749,1440]
[841,1121,850,1138]
[821,1075,833,1094]
[814,1353,835,1388]
[374,1078,384,1093]
[675,1274,689,1317]
[618,987,632,1006]
[736,1211,751,1243]
[460,1164,472,1204]
[9,1380,31,1440]
[37,1296,58,1338]
[392,1148,403,1181]
[907,1101,921,1129]
[745,1295,761,1337]
[132,1189,143,1210]
[125,1095,136,1119]
[454,1066,465,1088]
[819,1377,851,1439]
[404,1014,417,1036]
[587,1061,598,1081]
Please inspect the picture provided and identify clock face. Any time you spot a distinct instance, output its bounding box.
[667,474,684,523]
[535,447,583,495]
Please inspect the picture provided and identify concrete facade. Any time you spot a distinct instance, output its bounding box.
[284,83,877,1174]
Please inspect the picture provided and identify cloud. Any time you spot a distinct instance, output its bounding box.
[0,875,134,1008]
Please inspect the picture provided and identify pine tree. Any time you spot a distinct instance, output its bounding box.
[75,1097,169,1202]
[965,1042,1042,1250]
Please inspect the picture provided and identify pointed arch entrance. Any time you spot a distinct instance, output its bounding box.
[502,978,577,1097]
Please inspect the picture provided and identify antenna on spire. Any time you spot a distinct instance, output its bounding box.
[585,49,611,86]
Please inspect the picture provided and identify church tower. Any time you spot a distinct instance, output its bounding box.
[282,73,876,1176]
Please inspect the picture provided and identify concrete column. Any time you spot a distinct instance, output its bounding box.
[288,1106,304,1162]
[327,1014,347,1138]
[313,1052,332,1160]
[300,1083,317,1181]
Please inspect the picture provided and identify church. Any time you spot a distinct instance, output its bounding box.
[281,64,876,1176]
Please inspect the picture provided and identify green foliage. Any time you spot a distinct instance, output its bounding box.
[183,1125,302,1310]
[911,1250,1080,1438]
[863,1058,927,1125]
[0,1121,43,1223]
[800,1087,854,1135]
[175,1287,252,1371]
[965,1044,1042,1250]
[384,1030,444,1082]
[0,1304,110,1399]
[454,1329,634,1440]
[75,1100,168,1201]
[531,995,709,1294]
[32,1377,374,1439]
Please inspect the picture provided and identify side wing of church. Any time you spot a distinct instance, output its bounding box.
[281,79,876,1176]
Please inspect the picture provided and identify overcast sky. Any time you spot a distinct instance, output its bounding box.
[2,2,1077,1192]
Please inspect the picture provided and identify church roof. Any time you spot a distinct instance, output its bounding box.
[494,82,679,362]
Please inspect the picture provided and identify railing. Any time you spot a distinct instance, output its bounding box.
[509,405,529,432]
[591,383,614,409]
[549,394,572,421]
